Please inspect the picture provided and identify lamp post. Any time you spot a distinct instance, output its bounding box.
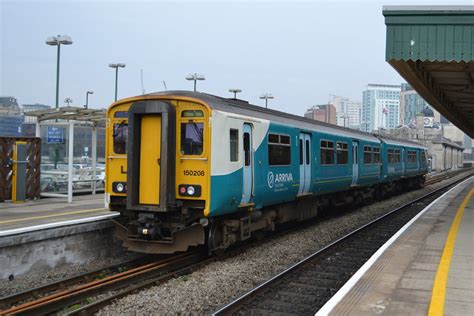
[109,63,126,101]
[46,35,73,109]
[186,73,205,92]
[85,91,94,109]
[229,88,242,99]
[259,93,274,108]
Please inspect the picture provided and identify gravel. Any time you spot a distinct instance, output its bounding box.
[98,171,472,315]
[0,252,139,298]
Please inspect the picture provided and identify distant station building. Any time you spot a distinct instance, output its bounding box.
[361,84,401,132]
[22,103,51,136]
[330,95,361,130]
[400,83,440,126]
[0,96,24,136]
[304,103,337,125]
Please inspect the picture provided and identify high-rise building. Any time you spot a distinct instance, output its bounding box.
[361,84,401,132]
[0,96,24,136]
[330,95,361,129]
[304,104,336,125]
[400,83,440,126]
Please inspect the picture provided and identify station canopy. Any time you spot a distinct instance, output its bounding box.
[26,106,106,125]
[383,6,474,138]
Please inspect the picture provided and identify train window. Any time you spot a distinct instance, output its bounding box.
[268,133,291,165]
[114,111,128,118]
[320,140,334,165]
[336,142,348,164]
[113,122,128,154]
[299,139,303,165]
[364,146,372,164]
[373,147,381,164]
[388,148,394,163]
[407,151,417,163]
[181,110,204,118]
[230,129,238,162]
[393,149,401,163]
[243,132,251,166]
[181,122,204,155]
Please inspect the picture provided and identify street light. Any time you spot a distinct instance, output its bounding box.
[109,63,126,101]
[186,73,205,92]
[85,91,94,109]
[259,93,274,109]
[229,88,242,99]
[46,35,73,109]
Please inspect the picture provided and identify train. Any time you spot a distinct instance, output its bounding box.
[105,91,429,254]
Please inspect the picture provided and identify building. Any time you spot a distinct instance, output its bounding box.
[0,96,24,136]
[330,96,361,130]
[361,84,401,132]
[400,83,440,126]
[304,104,336,125]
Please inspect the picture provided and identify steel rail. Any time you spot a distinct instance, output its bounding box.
[213,174,473,315]
[0,255,151,310]
[0,251,205,316]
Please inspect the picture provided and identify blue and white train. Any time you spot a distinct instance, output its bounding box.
[105,91,428,254]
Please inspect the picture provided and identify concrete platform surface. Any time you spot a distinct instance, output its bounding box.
[320,177,474,316]
[0,194,117,233]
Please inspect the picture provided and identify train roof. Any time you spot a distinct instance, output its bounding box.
[139,90,427,149]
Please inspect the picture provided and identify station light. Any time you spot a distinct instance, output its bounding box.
[186,73,206,92]
[260,93,274,108]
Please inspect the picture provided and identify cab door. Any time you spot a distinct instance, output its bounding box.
[139,115,161,205]
[241,123,253,205]
[298,133,311,195]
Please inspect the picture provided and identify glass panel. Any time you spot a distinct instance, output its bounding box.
[114,111,128,118]
[268,134,279,143]
[268,145,291,165]
[113,123,128,154]
[299,139,303,165]
[181,122,203,155]
[280,135,290,144]
[305,140,310,165]
[243,132,250,166]
[230,129,238,162]
[181,110,204,118]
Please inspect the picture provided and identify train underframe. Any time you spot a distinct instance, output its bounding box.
[113,175,425,254]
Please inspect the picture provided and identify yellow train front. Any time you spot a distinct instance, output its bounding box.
[106,92,211,253]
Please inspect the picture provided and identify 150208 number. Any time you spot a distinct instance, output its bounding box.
[183,170,205,176]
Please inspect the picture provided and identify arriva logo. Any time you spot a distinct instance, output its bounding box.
[267,171,293,188]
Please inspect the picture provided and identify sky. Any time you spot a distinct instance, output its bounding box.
[1,0,472,116]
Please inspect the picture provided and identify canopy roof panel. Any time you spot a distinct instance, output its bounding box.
[383,6,474,138]
[27,106,106,125]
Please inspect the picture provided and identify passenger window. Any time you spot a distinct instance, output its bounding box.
[407,151,417,163]
[181,122,204,155]
[113,122,128,154]
[373,147,381,164]
[320,140,334,165]
[243,132,250,166]
[230,129,238,162]
[364,146,372,164]
[336,142,348,164]
[268,133,291,165]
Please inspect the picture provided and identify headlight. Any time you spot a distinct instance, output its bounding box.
[187,186,195,195]
[116,183,124,192]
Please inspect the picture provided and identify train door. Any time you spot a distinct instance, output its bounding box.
[298,133,311,195]
[241,123,253,205]
[139,115,161,205]
[352,140,359,186]
[401,148,406,175]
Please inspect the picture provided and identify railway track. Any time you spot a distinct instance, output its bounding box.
[213,174,472,315]
[0,251,210,316]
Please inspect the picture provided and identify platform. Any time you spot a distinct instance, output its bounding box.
[0,194,118,235]
[319,176,474,316]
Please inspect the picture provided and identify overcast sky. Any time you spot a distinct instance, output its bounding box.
[1,0,472,115]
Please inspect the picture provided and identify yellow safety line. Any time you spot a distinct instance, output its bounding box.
[428,187,474,316]
[0,208,107,225]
